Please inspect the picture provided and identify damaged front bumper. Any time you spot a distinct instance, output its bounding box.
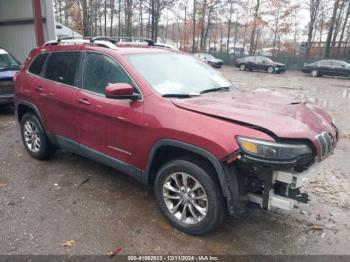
[247,169,315,211]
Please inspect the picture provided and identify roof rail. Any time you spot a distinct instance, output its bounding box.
[43,36,157,49]
[91,36,155,46]
[43,37,117,49]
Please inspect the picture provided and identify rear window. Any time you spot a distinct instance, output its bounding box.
[28,53,48,75]
[44,52,81,86]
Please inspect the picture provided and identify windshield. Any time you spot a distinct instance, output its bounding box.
[262,57,273,63]
[204,54,215,60]
[0,50,19,68]
[126,53,232,96]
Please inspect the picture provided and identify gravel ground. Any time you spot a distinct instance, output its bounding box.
[0,68,349,255]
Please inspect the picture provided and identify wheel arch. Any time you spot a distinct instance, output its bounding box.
[143,139,237,214]
[16,101,45,127]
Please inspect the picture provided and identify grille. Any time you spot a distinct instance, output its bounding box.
[0,81,14,95]
[316,132,333,158]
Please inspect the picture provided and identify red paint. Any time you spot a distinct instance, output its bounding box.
[15,45,337,172]
[32,0,44,46]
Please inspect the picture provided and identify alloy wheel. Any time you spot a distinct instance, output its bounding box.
[23,120,41,153]
[311,70,319,77]
[240,64,246,71]
[162,172,208,225]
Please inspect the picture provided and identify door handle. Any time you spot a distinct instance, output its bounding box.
[34,86,44,92]
[78,98,91,105]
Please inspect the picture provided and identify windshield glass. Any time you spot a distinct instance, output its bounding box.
[0,50,19,68]
[262,57,273,63]
[126,53,232,96]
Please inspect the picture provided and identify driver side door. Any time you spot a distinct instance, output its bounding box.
[75,52,145,172]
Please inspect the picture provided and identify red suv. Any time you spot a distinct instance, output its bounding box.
[14,37,338,235]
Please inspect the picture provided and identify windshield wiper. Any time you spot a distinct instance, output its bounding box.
[162,93,200,98]
[200,86,231,94]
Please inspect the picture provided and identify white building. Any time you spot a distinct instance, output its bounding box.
[0,0,56,62]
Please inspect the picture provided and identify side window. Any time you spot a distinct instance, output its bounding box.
[247,56,255,62]
[44,52,81,86]
[332,60,345,67]
[28,53,48,75]
[318,60,331,66]
[255,57,263,63]
[83,52,133,95]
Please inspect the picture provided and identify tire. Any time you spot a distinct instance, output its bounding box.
[20,113,56,160]
[311,70,320,77]
[267,66,274,74]
[239,64,246,71]
[154,158,224,235]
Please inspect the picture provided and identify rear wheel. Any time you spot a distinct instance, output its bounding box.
[311,70,320,77]
[154,158,224,235]
[239,64,246,71]
[20,113,56,160]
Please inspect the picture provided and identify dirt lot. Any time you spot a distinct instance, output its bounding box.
[0,68,349,255]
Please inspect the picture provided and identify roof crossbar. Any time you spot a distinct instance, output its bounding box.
[43,36,156,49]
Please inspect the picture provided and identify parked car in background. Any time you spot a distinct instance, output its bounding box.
[302,60,350,78]
[235,56,286,73]
[193,53,224,68]
[15,37,338,235]
[0,48,20,107]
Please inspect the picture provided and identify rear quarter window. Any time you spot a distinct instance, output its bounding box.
[28,53,48,75]
[44,52,81,86]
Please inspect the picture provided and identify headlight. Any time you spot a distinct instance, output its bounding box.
[236,136,312,161]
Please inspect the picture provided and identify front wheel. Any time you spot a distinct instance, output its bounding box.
[154,158,224,235]
[239,64,246,71]
[311,70,320,77]
[267,66,274,74]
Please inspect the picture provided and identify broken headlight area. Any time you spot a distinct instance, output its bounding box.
[236,136,315,172]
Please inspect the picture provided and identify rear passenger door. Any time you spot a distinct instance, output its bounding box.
[246,56,255,70]
[41,51,82,143]
[332,60,348,76]
[318,60,333,75]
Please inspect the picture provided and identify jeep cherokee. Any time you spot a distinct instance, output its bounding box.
[14,37,338,235]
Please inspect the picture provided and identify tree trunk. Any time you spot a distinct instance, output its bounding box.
[118,0,122,36]
[324,0,340,58]
[306,0,320,57]
[226,1,233,53]
[192,0,197,53]
[338,2,350,48]
[139,0,144,37]
[81,0,89,36]
[125,0,133,37]
[110,0,114,36]
[249,0,260,55]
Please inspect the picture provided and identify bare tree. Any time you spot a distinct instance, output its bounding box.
[249,0,260,55]
[324,0,341,58]
[306,0,321,57]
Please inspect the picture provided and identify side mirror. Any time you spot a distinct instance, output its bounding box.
[104,83,140,100]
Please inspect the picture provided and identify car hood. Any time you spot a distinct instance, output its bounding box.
[171,89,336,140]
[210,58,223,63]
[274,62,285,67]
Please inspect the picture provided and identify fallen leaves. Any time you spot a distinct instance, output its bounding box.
[107,247,122,258]
[61,240,76,248]
[0,183,8,188]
